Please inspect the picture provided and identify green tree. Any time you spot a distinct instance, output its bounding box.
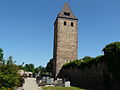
[22,63,35,72]
[0,55,21,89]
[46,59,53,73]
[0,48,3,61]
[81,56,94,62]
[102,42,120,56]
[34,66,47,76]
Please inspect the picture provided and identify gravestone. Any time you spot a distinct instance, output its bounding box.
[54,78,63,86]
[42,77,47,82]
[46,77,54,85]
[65,81,70,87]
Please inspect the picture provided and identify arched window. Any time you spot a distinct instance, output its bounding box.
[71,22,74,27]
[64,21,67,26]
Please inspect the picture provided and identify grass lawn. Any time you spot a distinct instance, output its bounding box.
[41,86,88,90]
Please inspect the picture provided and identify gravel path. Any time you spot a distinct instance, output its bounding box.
[22,78,42,90]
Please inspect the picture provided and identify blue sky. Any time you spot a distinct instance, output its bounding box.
[0,0,120,67]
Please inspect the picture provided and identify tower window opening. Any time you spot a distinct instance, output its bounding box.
[71,22,74,27]
[64,12,70,16]
[64,21,67,26]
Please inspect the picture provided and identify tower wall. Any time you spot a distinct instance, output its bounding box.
[53,17,78,77]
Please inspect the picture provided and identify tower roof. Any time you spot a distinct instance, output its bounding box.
[58,2,77,20]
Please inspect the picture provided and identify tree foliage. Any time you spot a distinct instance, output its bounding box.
[0,50,21,89]
[102,42,120,56]
[0,48,3,62]
[22,64,47,76]
[46,59,53,73]
[34,66,47,75]
[22,63,35,72]
[63,56,100,69]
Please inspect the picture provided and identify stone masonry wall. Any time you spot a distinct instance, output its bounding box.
[59,61,120,90]
[53,18,78,77]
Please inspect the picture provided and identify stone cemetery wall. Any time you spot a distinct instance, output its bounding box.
[59,61,120,90]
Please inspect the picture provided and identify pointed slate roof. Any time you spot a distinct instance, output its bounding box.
[58,2,77,20]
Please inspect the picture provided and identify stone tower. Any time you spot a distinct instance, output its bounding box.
[53,2,78,77]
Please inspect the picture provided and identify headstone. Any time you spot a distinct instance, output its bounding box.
[47,77,51,84]
[65,81,70,87]
[47,77,54,85]
[54,78,63,86]
[42,77,47,82]
[50,78,54,84]
[39,77,47,86]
